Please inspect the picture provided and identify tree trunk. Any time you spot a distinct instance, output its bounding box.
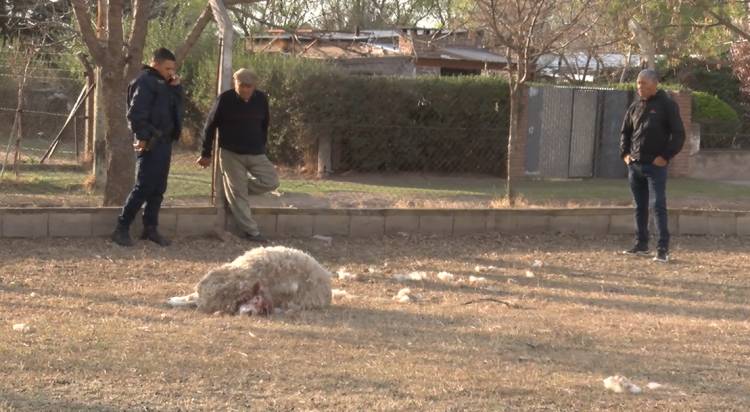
[619,45,632,83]
[0,107,19,180]
[506,83,523,207]
[100,72,134,206]
[12,105,22,178]
[628,18,655,70]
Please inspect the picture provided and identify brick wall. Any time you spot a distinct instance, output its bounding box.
[1,207,747,239]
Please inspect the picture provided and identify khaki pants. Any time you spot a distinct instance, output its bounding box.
[220,149,279,236]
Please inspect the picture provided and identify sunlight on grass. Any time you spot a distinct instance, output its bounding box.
[279,178,505,197]
[3,147,750,209]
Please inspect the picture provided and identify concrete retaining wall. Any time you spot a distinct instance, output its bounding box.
[687,150,750,181]
[0,207,748,239]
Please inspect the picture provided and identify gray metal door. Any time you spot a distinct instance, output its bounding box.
[568,89,598,177]
[539,87,573,178]
[524,87,544,176]
[596,90,631,178]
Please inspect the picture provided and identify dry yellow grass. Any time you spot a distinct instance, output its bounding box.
[1,234,749,411]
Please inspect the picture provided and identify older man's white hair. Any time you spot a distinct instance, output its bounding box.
[233,68,258,85]
[637,69,659,84]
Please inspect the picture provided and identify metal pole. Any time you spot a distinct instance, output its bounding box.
[208,0,234,239]
[210,38,222,206]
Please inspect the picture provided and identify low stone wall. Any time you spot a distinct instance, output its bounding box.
[0,207,748,239]
[687,150,750,181]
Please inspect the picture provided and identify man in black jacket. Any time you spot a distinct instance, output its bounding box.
[620,69,685,263]
[197,68,279,242]
[111,48,184,247]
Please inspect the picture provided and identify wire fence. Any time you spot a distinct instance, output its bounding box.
[322,124,506,176]
[0,59,87,167]
[0,52,513,209]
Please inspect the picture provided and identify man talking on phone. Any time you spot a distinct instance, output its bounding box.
[111,48,184,247]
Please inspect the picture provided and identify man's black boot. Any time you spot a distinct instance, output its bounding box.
[111,223,134,247]
[141,225,171,247]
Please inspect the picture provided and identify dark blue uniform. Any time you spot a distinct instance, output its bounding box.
[118,66,184,228]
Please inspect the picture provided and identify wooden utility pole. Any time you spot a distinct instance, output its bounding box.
[77,52,96,162]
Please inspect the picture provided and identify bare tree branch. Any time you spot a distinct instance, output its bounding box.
[97,0,108,39]
[127,0,153,80]
[173,0,263,69]
[70,0,106,65]
[174,4,214,68]
[705,8,750,41]
[106,0,124,63]
[228,5,296,31]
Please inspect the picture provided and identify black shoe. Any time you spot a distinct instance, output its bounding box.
[141,225,171,247]
[245,233,269,244]
[653,249,669,263]
[623,244,650,256]
[111,224,134,247]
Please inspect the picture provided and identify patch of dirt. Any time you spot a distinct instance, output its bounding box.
[1,234,748,410]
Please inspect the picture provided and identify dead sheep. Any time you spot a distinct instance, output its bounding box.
[168,246,332,316]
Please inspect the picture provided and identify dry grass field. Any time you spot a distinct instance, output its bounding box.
[1,234,749,411]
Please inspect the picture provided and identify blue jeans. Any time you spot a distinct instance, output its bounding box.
[118,139,173,228]
[628,162,669,251]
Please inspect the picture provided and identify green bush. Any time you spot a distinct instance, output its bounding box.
[692,91,741,149]
[692,91,739,123]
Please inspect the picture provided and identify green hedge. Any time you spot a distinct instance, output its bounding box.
[297,74,509,174]
[189,53,510,175]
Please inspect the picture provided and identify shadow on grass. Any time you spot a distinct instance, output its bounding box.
[0,294,178,326]
[515,343,748,403]
[14,163,87,173]
[0,175,86,194]
[0,390,120,412]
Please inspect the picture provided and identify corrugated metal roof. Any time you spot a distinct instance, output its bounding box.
[359,29,400,38]
[537,53,643,70]
[441,47,507,64]
[371,43,400,53]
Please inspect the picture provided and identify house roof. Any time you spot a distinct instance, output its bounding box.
[246,29,507,66]
[412,46,507,65]
[436,47,508,64]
